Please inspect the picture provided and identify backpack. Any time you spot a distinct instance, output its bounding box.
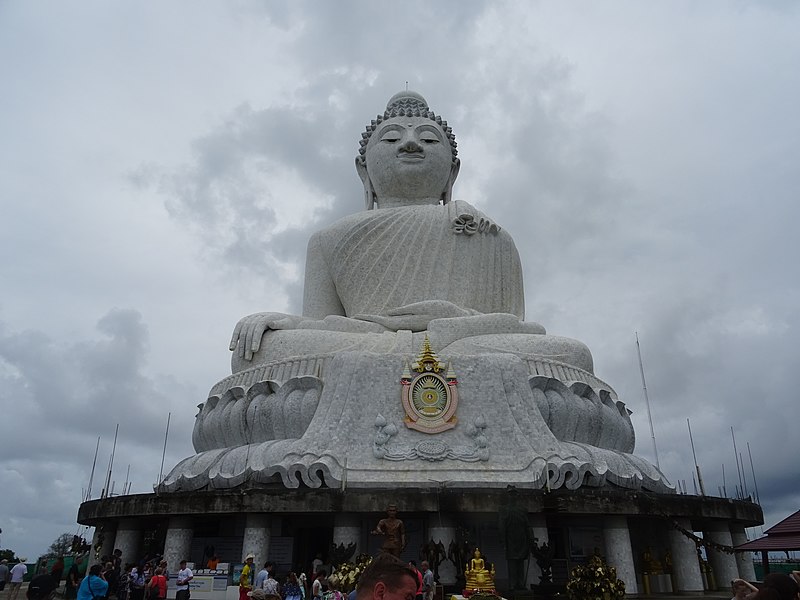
[149,575,165,600]
[131,572,145,590]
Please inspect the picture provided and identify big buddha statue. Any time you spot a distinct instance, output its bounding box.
[161,92,670,493]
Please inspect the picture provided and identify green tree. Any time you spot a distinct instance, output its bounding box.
[44,533,73,558]
[0,549,17,562]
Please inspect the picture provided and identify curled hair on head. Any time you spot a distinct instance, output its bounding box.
[356,93,458,165]
[89,564,103,577]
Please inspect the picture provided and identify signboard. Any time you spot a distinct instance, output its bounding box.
[231,564,244,586]
[268,537,294,567]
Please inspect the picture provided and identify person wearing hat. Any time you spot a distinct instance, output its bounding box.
[239,555,255,600]
[9,558,29,600]
[1,559,10,592]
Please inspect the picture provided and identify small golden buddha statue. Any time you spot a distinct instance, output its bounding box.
[642,547,663,574]
[663,550,673,574]
[464,548,496,591]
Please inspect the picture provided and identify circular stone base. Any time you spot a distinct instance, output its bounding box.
[78,486,762,530]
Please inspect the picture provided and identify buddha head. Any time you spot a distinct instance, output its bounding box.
[356,91,460,210]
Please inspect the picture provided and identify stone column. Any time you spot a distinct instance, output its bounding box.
[529,515,549,588]
[115,519,143,567]
[705,525,739,590]
[89,523,117,566]
[428,515,457,585]
[668,518,704,594]
[163,518,194,574]
[730,526,757,581]
[105,525,118,560]
[603,516,638,595]
[333,514,361,560]
[242,514,271,568]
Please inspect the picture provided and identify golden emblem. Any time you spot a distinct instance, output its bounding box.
[401,336,458,433]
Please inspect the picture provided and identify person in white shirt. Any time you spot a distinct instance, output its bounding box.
[176,561,193,600]
[9,558,29,600]
[420,562,434,600]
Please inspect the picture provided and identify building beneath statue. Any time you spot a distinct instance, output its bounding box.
[78,485,760,596]
[77,91,762,597]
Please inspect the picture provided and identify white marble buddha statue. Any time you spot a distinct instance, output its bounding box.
[162,92,670,494]
[228,91,592,375]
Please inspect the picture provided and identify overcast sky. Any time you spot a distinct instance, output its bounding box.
[1,1,799,560]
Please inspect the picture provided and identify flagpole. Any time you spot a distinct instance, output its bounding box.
[86,436,101,502]
[636,332,660,470]
[158,412,171,490]
[687,419,705,495]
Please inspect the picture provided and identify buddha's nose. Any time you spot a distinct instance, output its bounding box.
[399,138,423,153]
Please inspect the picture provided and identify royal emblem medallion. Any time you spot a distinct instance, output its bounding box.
[401,336,458,433]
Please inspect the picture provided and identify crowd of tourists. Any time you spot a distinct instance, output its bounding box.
[236,553,433,600]
[0,550,192,600]
[236,553,346,600]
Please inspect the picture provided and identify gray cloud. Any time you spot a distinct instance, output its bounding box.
[0,310,195,551]
[2,0,799,559]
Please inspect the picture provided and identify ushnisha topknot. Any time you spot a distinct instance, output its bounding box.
[357,91,458,162]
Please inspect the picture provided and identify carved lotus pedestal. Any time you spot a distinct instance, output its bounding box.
[162,337,670,493]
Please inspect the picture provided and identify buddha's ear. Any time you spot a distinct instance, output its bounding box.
[441,158,461,205]
[355,156,375,210]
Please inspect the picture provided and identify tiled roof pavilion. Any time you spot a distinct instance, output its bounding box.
[736,509,800,552]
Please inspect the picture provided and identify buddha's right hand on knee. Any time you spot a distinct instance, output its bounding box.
[229,312,303,360]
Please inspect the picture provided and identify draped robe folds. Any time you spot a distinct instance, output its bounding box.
[171,201,671,494]
[319,200,525,321]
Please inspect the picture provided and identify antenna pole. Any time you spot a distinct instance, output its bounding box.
[687,419,706,495]
[636,332,660,469]
[158,413,171,490]
[747,442,760,504]
[86,436,101,502]
[722,463,727,497]
[739,451,749,498]
[103,424,119,499]
[731,427,745,496]
[123,464,131,496]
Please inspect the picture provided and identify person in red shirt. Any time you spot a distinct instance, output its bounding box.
[407,561,423,600]
[147,568,167,600]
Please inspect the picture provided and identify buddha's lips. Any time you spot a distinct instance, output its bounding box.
[397,153,424,160]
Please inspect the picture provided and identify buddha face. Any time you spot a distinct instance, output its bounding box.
[361,116,459,206]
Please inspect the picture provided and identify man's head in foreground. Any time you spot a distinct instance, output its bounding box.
[356,554,418,600]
